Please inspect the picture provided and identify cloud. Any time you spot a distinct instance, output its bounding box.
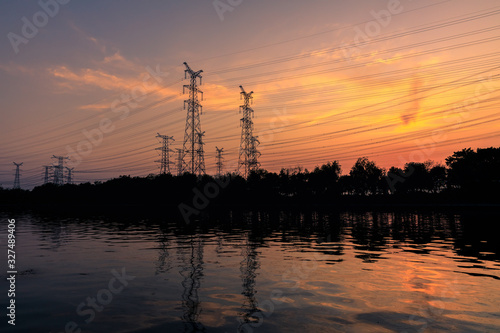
[49,65,131,91]
[0,63,35,76]
[77,102,112,111]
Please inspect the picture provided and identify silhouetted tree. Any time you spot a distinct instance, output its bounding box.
[339,175,354,195]
[403,161,433,193]
[386,166,407,194]
[446,147,500,186]
[308,161,341,197]
[5,146,499,208]
[349,157,385,195]
[429,164,447,193]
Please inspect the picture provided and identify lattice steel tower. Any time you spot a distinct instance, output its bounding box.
[43,165,52,184]
[249,136,261,172]
[195,131,206,177]
[182,62,205,175]
[155,133,174,174]
[13,162,23,189]
[238,86,260,178]
[66,167,74,185]
[176,148,184,176]
[52,155,69,185]
[215,147,224,177]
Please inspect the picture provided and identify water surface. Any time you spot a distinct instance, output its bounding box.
[1,210,499,332]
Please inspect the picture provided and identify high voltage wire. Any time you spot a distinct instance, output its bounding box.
[213,35,500,87]
[207,51,500,103]
[2,27,496,154]
[2,58,496,160]
[3,5,500,186]
[205,68,500,144]
[205,9,500,76]
[1,76,185,139]
[194,0,468,64]
[263,111,500,159]
[274,130,500,165]
[259,97,499,150]
[0,93,182,152]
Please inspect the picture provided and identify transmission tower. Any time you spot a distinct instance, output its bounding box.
[52,155,69,185]
[176,148,184,175]
[13,162,23,189]
[249,136,261,172]
[215,147,224,177]
[42,165,52,184]
[182,62,204,175]
[66,167,74,184]
[238,86,260,178]
[155,133,174,174]
[195,131,206,177]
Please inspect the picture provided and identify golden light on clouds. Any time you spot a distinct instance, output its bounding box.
[1,0,499,187]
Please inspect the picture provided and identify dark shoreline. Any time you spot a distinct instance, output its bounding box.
[1,200,499,217]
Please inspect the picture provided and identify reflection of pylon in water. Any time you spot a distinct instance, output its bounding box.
[238,228,261,332]
[155,232,172,275]
[180,235,205,332]
[238,86,260,178]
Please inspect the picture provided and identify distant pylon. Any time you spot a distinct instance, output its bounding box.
[195,131,206,177]
[42,165,52,184]
[155,133,175,174]
[215,147,224,177]
[52,155,69,185]
[182,62,205,175]
[66,167,74,184]
[13,162,23,189]
[238,86,260,178]
[176,148,184,175]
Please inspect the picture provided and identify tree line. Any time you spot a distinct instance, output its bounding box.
[1,147,499,208]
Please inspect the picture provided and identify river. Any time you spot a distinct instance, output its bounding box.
[1,209,499,332]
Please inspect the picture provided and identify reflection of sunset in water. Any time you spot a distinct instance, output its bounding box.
[2,210,499,332]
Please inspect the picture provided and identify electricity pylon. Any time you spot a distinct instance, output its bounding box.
[52,155,69,185]
[42,165,52,184]
[176,148,184,176]
[215,147,224,177]
[155,133,174,174]
[13,162,23,189]
[66,167,74,184]
[182,62,204,175]
[195,131,206,177]
[249,136,261,172]
[238,86,260,178]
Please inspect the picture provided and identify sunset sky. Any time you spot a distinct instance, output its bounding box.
[1,0,499,188]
